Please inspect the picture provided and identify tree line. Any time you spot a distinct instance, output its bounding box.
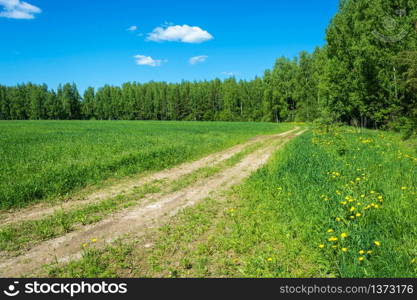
[0,0,416,134]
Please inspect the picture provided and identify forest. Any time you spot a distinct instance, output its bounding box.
[0,0,416,136]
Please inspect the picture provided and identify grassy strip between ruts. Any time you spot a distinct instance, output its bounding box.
[44,127,417,278]
[167,138,272,193]
[0,138,271,256]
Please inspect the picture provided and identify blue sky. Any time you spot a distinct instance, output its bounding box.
[0,0,339,92]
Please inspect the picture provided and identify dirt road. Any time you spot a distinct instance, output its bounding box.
[0,127,305,277]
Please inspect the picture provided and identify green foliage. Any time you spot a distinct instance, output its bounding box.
[323,0,417,130]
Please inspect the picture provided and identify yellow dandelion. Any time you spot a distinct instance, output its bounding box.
[349,207,356,212]
[361,194,365,198]
[328,237,338,242]
[327,229,334,233]
[367,250,373,255]
[336,217,341,222]
[82,243,88,248]
[340,233,348,238]
[374,241,381,247]
[319,244,325,249]
[370,191,375,194]
[358,256,365,262]
[356,213,362,217]
[91,238,98,243]
[359,250,365,255]
[267,257,273,262]
[341,248,348,252]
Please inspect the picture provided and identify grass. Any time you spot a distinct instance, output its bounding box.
[0,183,160,254]
[44,126,417,278]
[167,140,266,192]
[0,120,292,209]
[0,136,273,255]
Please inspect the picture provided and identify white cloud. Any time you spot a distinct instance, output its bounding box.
[147,24,213,43]
[189,55,208,65]
[0,0,41,19]
[134,55,164,67]
[127,25,137,31]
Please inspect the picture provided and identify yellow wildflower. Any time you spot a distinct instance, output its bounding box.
[340,233,348,238]
[374,241,381,247]
[359,250,365,255]
[327,229,334,233]
[358,256,365,262]
[341,248,348,252]
[91,238,98,243]
[319,244,325,249]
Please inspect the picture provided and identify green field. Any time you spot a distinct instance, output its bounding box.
[1,121,416,278]
[0,121,291,209]
[45,126,417,278]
